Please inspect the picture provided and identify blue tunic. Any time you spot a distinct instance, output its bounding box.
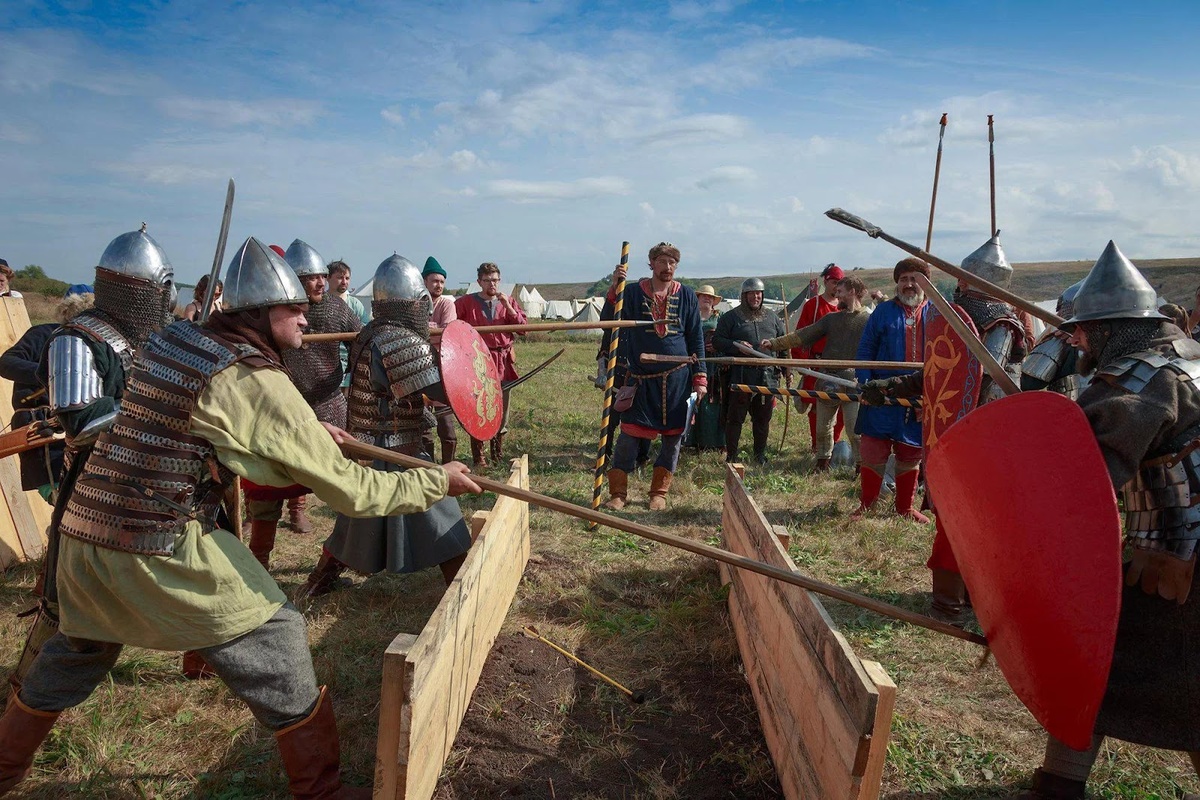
[602,279,705,435]
[854,299,924,446]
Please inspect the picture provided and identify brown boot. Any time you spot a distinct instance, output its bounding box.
[814,458,831,473]
[275,687,372,799]
[648,466,673,511]
[440,437,457,465]
[470,438,489,469]
[181,650,217,680]
[248,519,279,570]
[490,433,505,464]
[930,568,968,626]
[295,552,348,605]
[604,469,628,510]
[1005,768,1086,799]
[288,496,314,534]
[0,694,61,795]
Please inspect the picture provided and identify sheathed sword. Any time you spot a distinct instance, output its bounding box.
[200,179,235,324]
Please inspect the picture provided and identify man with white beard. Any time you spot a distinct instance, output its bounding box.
[852,258,929,522]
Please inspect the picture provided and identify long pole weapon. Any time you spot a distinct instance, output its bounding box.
[642,353,925,371]
[302,318,658,344]
[200,179,235,325]
[732,384,921,409]
[589,242,629,528]
[988,115,997,237]
[914,273,1020,395]
[339,439,986,646]
[778,305,791,448]
[926,112,948,252]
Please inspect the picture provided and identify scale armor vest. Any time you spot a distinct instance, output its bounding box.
[59,322,269,556]
[1022,335,1081,400]
[1103,348,1200,560]
[347,321,440,450]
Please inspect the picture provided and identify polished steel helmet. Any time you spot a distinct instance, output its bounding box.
[222,236,307,312]
[1065,241,1167,325]
[1055,277,1087,319]
[373,255,429,303]
[741,277,765,294]
[284,239,328,278]
[960,232,1013,290]
[96,226,173,285]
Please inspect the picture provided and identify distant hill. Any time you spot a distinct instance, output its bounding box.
[531,257,1200,308]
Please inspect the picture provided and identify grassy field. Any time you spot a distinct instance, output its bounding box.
[1,337,1197,798]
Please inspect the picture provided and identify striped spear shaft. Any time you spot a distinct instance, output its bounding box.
[590,242,629,525]
[729,383,922,409]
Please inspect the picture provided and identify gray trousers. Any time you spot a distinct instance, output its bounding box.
[19,604,319,731]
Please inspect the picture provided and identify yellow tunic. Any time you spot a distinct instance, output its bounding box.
[56,363,449,650]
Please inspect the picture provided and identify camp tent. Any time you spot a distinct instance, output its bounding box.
[542,300,576,319]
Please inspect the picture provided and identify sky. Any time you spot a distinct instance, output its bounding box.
[3,0,1200,290]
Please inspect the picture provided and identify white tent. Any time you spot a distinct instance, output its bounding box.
[543,300,576,319]
[518,285,546,319]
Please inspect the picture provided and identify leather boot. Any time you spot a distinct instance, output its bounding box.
[470,438,489,469]
[288,496,314,534]
[894,469,930,523]
[1005,769,1086,799]
[851,467,884,520]
[275,687,372,799]
[181,650,217,680]
[440,437,457,465]
[814,458,831,473]
[248,519,279,570]
[0,694,60,796]
[295,552,347,605]
[648,466,672,511]
[930,568,968,626]
[490,433,504,464]
[604,469,628,511]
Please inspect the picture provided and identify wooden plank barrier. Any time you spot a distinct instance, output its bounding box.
[374,455,531,799]
[721,463,896,800]
[0,297,51,568]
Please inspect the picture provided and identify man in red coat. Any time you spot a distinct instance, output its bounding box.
[793,264,846,451]
[455,262,527,466]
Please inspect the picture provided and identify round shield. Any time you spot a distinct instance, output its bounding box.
[439,320,504,441]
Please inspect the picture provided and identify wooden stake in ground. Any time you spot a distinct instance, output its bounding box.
[926,112,948,252]
[338,439,987,646]
[589,242,628,527]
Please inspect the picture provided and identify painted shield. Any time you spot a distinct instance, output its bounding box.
[439,320,504,441]
[926,391,1122,750]
[922,301,982,451]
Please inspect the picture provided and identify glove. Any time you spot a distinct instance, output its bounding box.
[1125,549,1197,605]
[860,379,893,406]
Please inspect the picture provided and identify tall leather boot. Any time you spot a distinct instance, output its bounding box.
[724,421,742,463]
[470,438,489,469]
[0,694,60,796]
[490,433,504,464]
[295,552,347,605]
[288,496,314,534]
[604,469,628,510]
[851,467,884,520]
[894,468,930,523]
[648,466,673,511]
[440,437,457,465]
[930,568,968,626]
[814,458,831,473]
[248,519,279,570]
[275,687,371,799]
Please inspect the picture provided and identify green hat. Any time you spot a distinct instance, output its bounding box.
[422,256,447,278]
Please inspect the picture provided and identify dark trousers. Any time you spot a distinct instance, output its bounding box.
[724,393,773,459]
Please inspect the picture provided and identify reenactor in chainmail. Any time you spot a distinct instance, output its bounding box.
[1022,277,1088,400]
[0,237,479,798]
[8,226,178,696]
[243,240,362,570]
[951,233,1027,402]
[296,255,472,601]
[1016,243,1200,799]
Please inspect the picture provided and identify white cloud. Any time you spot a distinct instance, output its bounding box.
[483,177,631,203]
[668,0,744,22]
[161,97,322,128]
[689,37,878,92]
[639,202,656,218]
[1127,145,1200,190]
[380,106,405,127]
[448,149,483,172]
[382,149,485,172]
[696,165,756,190]
[0,122,38,145]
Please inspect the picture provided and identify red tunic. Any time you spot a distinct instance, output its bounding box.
[454,292,528,382]
[793,294,839,402]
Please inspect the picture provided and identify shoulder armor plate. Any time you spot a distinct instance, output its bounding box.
[46,333,103,412]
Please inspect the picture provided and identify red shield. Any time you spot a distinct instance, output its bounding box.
[926,392,1122,750]
[439,320,504,441]
[922,301,982,450]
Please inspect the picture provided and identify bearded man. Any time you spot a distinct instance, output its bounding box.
[852,258,928,521]
[423,256,459,464]
[714,277,785,464]
[601,242,705,511]
[0,237,480,799]
[242,240,361,569]
[455,262,526,467]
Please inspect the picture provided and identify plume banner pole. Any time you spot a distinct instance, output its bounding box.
[589,242,629,527]
[988,114,997,237]
[926,113,948,252]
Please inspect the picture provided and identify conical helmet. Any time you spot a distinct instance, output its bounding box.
[373,255,428,303]
[97,226,173,285]
[222,237,307,312]
[283,239,328,278]
[960,232,1012,290]
[1065,241,1167,325]
[1055,277,1087,319]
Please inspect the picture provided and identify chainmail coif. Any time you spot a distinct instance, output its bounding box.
[93,271,170,349]
[953,289,1019,331]
[1086,319,1166,371]
[373,297,431,338]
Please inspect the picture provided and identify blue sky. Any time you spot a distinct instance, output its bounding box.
[3,1,1199,290]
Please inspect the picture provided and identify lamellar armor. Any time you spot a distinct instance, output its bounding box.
[46,312,135,413]
[1022,278,1089,399]
[59,322,270,555]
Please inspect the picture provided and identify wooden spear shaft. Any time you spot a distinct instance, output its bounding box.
[301,319,657,343]
[640,353,924,370]
[926,112,948,252]
[914,273,1019,395]
[988,114,997,238]
[338,439,987,646]
[730,384,922,409]
[590,242,628,526]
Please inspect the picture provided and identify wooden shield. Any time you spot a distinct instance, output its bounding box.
[439,320,504,441]
[922,302,983,451]
[927,392,1122,750]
